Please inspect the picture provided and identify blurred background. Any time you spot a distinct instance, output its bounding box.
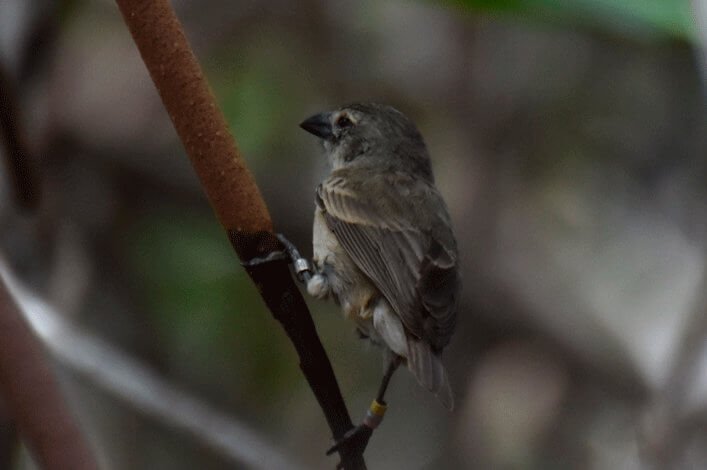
[1,0,706,468]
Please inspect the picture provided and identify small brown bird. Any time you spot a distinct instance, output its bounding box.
[298,103,459,420]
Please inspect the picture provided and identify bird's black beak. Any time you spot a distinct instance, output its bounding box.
[299,112,333,140]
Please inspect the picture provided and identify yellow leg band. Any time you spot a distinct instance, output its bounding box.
[363,400,387,429]
[369,399,387,417]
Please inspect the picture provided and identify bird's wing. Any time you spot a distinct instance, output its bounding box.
[317,172,458,350]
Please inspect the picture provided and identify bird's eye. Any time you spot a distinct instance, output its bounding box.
[336,114,353,128]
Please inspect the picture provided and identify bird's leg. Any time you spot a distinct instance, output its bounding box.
[276,235,333,299]
[326,355,403,458]
[275,235,331,299]
[375,353,402,404]
[240,233,313,283]
[275,234,313,283]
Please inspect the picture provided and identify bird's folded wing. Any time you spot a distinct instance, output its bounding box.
[317,174,458,350]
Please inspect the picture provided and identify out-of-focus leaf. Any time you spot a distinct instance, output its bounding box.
[444,0,696,42]
[126,210,298,400]
[213,63,282,159]
[209,37,307,164]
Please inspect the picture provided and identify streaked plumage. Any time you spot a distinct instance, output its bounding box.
[301,103,459,409]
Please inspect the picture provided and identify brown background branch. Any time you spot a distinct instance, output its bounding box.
[113,0,365,467]
[0,275,97,470]
[1,258,304,470]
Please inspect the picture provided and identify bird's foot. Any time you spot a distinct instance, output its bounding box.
[326,424,372,463]
[306,272,331,299]
[240,233,312,283]
[326,400,387,459]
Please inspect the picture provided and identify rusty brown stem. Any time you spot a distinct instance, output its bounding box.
[113,1,365,467]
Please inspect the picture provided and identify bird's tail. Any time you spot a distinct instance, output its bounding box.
[406,338,454,410]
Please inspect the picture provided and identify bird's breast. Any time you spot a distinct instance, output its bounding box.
[312,207,379,324]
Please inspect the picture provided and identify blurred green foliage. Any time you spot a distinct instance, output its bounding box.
[212,59,285,159]
[126,210,298,402]
[209,35,313,165]
[446,0,696,41]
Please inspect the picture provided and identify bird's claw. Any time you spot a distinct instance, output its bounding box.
[240,250,288,267]
[240,233,313,283]
[327,398,386,463]
[326,424,373,458]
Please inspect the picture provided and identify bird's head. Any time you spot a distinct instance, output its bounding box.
[300,103,433,180]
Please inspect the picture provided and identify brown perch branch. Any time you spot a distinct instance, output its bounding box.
[113,1,366,468]
[0,275,98,469]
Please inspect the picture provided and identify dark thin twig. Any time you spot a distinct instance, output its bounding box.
[0,64,40,210]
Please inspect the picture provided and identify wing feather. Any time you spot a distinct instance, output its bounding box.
[317,172,458,350]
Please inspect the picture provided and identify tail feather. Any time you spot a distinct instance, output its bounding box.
[406,338,454,410]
